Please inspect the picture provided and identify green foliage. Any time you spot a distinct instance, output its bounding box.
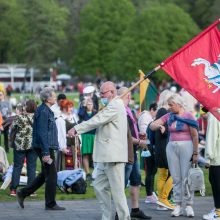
[74,0,136,78]
[189,0,215,29]
[0,142,212,201]
[112,3,200,81]
[0,0,218,81]
[22,0,68,69]
[58,0,89,65]
[0,0,27,63]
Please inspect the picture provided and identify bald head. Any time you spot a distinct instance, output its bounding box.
[100,81,116,91]
[100,81,117,101]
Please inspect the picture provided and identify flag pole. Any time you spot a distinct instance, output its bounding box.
[119,65,161,98]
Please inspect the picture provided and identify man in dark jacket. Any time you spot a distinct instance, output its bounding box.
[16,87,65,211]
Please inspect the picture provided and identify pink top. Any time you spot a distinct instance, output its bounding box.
[160,112,195,141]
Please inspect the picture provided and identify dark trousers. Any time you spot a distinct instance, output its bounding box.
[3,128,9,153]
[11,149,37,190]
[209,165,220,209]
[145,154,157,196]
[20,148,57,208]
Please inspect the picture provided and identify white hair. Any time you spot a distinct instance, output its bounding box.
[40,87,55,102]
[117,86,129,96]
[167,93,186,109]
[157,89,173,109]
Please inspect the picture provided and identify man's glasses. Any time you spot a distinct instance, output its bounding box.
[100,90,111,95]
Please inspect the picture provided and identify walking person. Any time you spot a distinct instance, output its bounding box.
[68,81,130,220]
[203,112,220,220]
[10,100,38,196]
[118,86,151,220]
[150,93,199,217]
[16,87,65,211]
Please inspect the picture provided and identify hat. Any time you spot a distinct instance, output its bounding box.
[170,86,177,93]
[83,86,95,94]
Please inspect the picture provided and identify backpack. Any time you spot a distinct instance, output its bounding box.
[184,164,205,199]
[57,169,87,194]
[71,177,87,194]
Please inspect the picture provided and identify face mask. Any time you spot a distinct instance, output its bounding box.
[101,98,108,106]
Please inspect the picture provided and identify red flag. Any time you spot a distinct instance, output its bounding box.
[160,19,220,120]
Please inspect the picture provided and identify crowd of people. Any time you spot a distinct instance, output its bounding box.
[0,80,219,220]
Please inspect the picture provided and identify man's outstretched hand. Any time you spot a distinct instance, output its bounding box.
[67,127,77,137]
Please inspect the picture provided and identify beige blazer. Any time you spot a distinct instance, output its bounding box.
[75,98,128,163]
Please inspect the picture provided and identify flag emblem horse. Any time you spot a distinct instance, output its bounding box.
[191,56,220,93]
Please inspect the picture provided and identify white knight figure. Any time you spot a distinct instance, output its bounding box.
[191,54,220,93]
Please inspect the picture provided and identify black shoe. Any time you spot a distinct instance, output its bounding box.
[16,190,25,209]
[130,210,152,219]
[115,212,119,220]
[45,204,66,211]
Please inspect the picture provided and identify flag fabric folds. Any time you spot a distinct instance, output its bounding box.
[160,19,220,120]
[139,72,150,111]
[139,72,158,112]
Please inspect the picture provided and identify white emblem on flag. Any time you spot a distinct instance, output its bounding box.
[191,55,220,93]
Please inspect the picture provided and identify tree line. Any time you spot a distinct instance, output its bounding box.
[0,0,219,81]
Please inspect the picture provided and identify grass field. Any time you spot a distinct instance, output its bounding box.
[0,91,212,201]
[0,147,212,202]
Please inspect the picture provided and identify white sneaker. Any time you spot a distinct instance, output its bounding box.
[203,209,220,220]
[145,194,157,204]
[153,192,158,200]
[157,205,168,211]
[171,205,183,217]
[185,206,194,218]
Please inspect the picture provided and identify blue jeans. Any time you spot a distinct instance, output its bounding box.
[125,163,133,187]
[11,149,37,190]
[125,159,141,187]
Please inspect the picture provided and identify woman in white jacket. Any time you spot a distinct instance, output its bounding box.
[203,112,220,220]
[55,99,79,171]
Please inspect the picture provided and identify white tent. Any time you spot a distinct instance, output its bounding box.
[56,74,71,80]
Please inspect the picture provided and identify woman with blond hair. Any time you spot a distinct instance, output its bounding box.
[150,93,199,217]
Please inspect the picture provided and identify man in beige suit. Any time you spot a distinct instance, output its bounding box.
[68,81,130,220]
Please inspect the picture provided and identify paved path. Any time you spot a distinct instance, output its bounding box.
[0,197,213,220]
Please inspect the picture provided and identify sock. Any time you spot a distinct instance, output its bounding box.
[131,208,139,213]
